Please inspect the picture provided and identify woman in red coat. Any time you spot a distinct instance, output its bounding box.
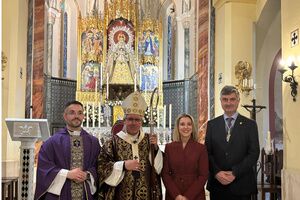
[162,114,209,200]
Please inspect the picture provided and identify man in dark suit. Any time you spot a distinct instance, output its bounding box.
[205,85,260,200]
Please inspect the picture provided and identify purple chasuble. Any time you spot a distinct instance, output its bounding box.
[34,128,100,200]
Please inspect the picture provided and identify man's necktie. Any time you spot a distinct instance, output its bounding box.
[226,117,233,142]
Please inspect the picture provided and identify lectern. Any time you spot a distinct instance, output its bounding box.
[5,118,50,200]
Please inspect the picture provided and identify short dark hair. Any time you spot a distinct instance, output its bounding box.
[220,85,240,98]
[64,100,83,111]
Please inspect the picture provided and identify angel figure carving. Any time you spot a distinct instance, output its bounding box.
[235,61,252,88]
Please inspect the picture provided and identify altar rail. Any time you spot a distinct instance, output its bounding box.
[85,127,172,147]
[45,75,197,135]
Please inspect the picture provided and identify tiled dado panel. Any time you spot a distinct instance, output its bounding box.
[197,0,209,128]
[32,0,45,118]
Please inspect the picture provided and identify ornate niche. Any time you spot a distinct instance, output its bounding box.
[105,18,137,101]
[101,0,138,101]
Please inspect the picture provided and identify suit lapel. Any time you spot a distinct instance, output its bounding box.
[228,114,244,143]
[217,115,228,142]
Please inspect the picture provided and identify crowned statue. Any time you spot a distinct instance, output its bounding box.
[107,32,136,85]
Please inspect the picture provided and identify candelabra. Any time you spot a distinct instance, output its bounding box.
[278,61,298,102]
[235,61,254,95]
[241,78,254,95]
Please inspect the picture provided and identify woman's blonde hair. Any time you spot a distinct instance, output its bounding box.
[172,113,198,142]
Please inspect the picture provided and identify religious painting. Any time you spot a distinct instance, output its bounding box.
[81,27,103,62]
[138,30,159,57]
[140,64,158,92]
[81,62,101,92]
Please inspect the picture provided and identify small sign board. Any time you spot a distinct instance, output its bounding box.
[5,118,50,141]
[291,29,299,47]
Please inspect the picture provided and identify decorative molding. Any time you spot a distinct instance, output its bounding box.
[213,0,257,9]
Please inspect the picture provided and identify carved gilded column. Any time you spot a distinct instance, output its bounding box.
[46,0,59,76]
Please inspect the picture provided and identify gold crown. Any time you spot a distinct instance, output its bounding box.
[122,92,147,116]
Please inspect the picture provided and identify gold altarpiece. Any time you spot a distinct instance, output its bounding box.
[76,0,163,127]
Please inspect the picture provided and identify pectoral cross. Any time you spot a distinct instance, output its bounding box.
[73,139,81,147]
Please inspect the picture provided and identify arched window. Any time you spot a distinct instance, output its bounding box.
[167,15,172,80]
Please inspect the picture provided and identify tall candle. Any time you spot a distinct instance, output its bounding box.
[98,102,101,128]
[100,64,103,89]
[163,105,166,129]
[253,83,256,99]
[267,131,271,146]
[157,108,160,128]
[139,65,142,87]
[134,73,137,91]
[169,104,172,129]
[86,102,89,128]
[92,102,95,127]
[95,80,98,99]
[106,73,109,99]
[265,131,272,154]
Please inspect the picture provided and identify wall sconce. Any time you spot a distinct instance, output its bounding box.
[278,60,298,102]
[235,61,254,95]
[241,78,254,95]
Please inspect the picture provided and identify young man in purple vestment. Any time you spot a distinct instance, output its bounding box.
[34,100,101,200]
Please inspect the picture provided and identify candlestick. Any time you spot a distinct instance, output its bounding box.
[163,105,166,129]
[169,104,172,129]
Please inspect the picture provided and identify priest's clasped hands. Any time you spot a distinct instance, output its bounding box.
[67,167,89,183]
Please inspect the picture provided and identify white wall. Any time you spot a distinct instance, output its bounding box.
[255,0,281,149]
[2,0,28,176]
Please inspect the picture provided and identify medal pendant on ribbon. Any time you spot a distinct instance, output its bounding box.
[226,130,231,142]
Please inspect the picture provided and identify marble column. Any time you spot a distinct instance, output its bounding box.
[197,0,209,129]
[32,0,45,118]
[25,0,34,118]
